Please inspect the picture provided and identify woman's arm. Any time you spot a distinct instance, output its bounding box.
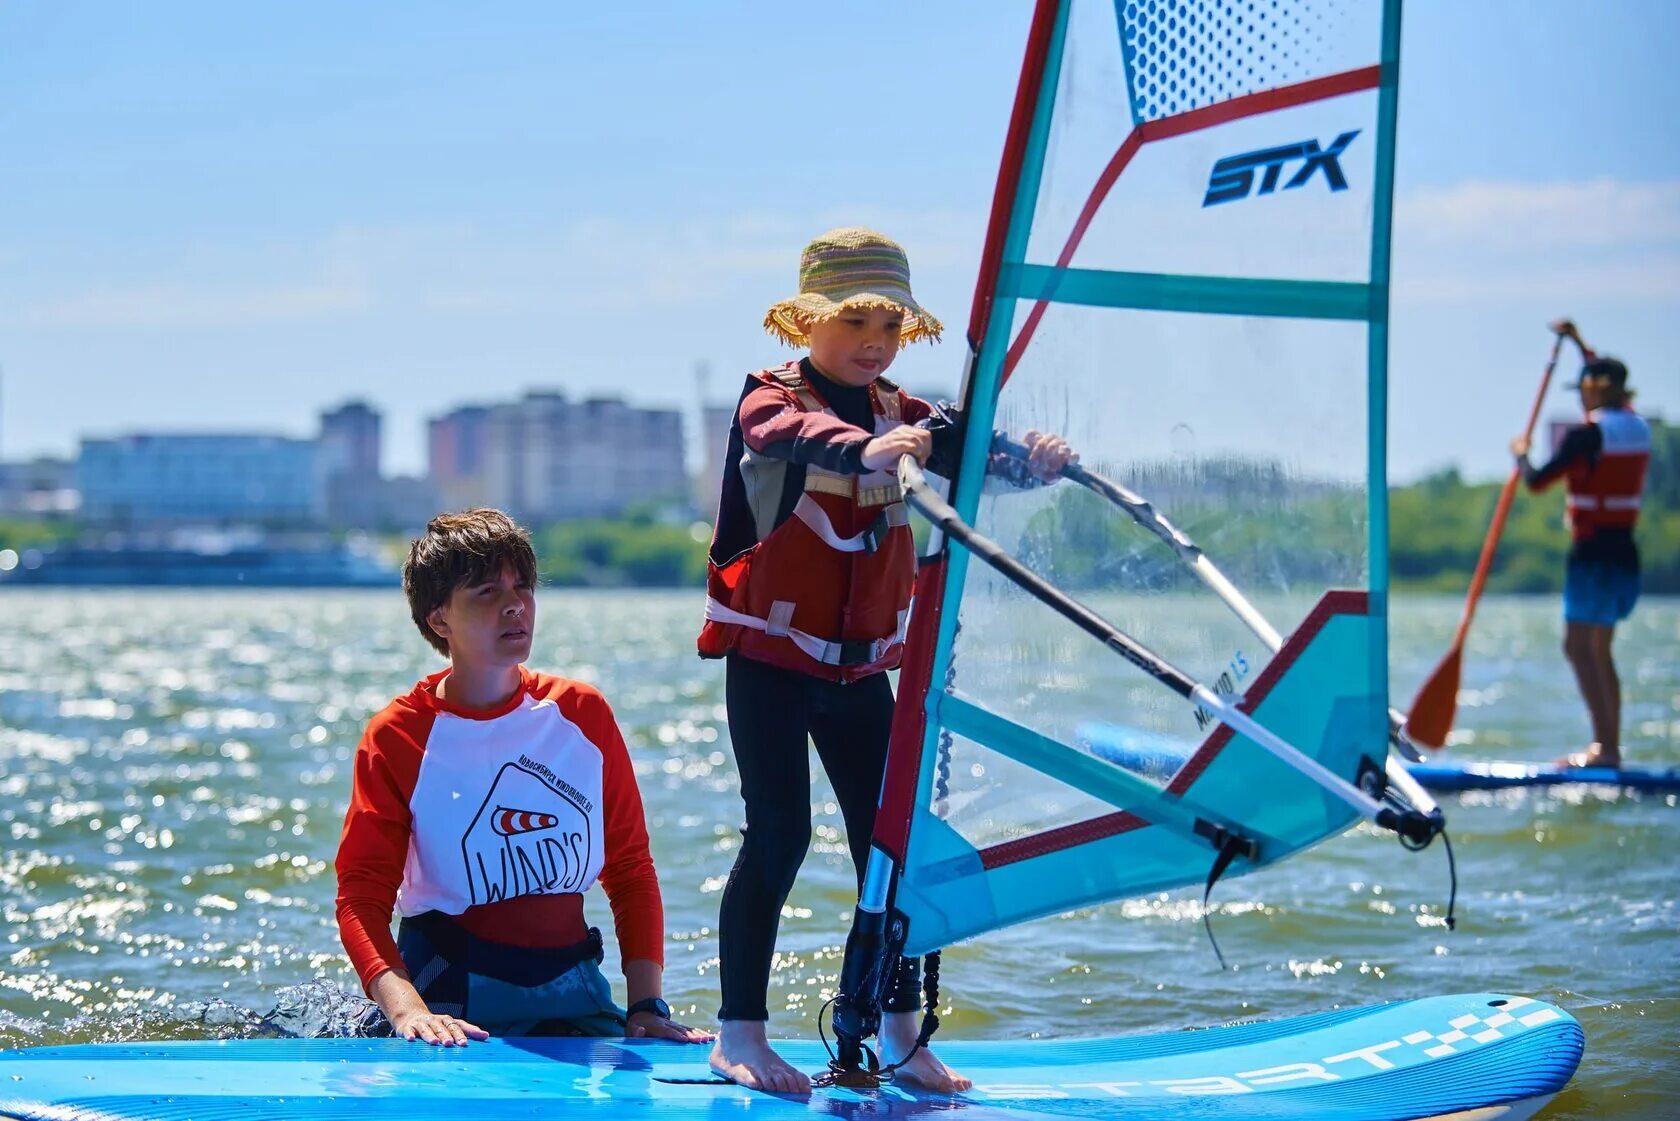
[369,967,488,1045]
[622,958,712,1043]
[581,689,713,1043]
[336,707,484,1045]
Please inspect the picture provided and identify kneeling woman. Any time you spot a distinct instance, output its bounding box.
[335,508,711,1046]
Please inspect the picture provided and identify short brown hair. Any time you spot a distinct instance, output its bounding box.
[403,508,538,656]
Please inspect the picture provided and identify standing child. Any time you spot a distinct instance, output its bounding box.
[699,228,1072,1092]
[336,508,711,1046]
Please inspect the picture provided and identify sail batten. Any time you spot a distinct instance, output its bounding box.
[998,264,1377,319]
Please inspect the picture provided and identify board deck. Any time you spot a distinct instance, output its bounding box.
[1404,760,1680,794]
[0,992,1582,1120]
[1079,722,1679,795]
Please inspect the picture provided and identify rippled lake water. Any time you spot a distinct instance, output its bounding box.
[0,589,1674,1117]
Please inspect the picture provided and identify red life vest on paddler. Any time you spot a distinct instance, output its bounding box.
[698,361,925,684]
[1563,406,1650,540]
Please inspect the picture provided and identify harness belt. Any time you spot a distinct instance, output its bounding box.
[705,597,908,667]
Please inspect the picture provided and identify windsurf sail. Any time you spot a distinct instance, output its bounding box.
[831,0,1426,1075]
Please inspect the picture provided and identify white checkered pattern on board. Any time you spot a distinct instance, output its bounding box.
[1399,996,1562,1058]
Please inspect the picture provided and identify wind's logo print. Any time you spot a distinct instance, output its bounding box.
[1202,130,1360,207]
[463,761,594,904]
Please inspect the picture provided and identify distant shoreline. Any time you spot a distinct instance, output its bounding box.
[4,416,1673,594]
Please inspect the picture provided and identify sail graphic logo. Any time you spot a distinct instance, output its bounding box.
[1193,651,1250,731]
[462,761,594,905]
[1202,130,1359,206]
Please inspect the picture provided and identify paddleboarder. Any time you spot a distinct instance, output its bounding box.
[1510,319,1650,769]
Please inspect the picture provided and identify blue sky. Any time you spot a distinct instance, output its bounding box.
[2,1,1676,481]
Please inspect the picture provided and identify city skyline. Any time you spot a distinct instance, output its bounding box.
[0,382,704,475]
[3,2,1676,482]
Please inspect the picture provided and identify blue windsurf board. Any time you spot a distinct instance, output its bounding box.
[0,992,1582,1120]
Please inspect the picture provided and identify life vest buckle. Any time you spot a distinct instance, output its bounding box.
[861,510,891,555]
[836,639,880,666]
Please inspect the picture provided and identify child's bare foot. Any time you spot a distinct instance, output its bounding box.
[1557,743,1622,769]
[879,1011,971,1094]
[710,1020,811,1094]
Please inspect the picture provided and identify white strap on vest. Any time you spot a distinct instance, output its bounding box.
[705,597,908,668]
[1568,494,1641,511]
[792,494,911,554]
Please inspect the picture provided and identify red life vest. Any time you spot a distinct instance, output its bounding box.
[1566,407,1650,540]
[698,363,916,683]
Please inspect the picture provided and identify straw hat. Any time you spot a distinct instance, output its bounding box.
[764,227,943,348]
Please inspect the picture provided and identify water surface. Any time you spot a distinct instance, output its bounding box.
[0,590,1673,1117]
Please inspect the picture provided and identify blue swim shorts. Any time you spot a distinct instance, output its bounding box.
[1563,558,1640,627]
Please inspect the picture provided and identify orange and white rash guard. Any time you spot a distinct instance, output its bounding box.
[335,667,663,993]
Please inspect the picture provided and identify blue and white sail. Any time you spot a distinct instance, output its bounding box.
[871,0,1406,958]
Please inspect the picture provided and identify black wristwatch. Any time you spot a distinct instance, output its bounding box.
[626,996,671,1020]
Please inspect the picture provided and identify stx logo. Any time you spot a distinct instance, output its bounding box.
[1202,130,1360,207]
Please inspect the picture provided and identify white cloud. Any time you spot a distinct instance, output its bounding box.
[1392,177,1680,304]
[1396,178,1680,251]
[35,179,1672,328]
[11,208,981,329]
[26,280,368,327]
[1394,254,1680,304]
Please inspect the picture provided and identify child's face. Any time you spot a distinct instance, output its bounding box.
[807,306,904,387]
[427,562,535,672]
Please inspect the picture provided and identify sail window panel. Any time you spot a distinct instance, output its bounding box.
[995,301,1373,484]
[918,727,1132,852]
[941,301,1374,780]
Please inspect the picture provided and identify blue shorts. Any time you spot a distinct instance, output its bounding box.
[1563,558,1640,627]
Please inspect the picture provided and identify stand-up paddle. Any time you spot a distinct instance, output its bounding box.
[1404,329,1571,748]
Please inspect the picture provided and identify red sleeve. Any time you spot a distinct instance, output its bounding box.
[1524,424,1599,493]
[558,686,665,969]
[740,379,873,473]
[334,701,430,993]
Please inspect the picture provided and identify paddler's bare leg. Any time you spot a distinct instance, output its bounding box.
[1585,624,1622,766]
[878,1010,972,1093]
[1559,622,1620,768]
[710,1020,811,1094]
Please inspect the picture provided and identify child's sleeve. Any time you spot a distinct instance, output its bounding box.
[578,692,666,970]
[740,380,873,475]
[334,710,425,993]
[906,396,1046,489]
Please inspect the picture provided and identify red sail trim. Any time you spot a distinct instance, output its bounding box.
[1001,64,1385,384]
[873,555,947,862]
[978,811,1150,870]
[1165,590,1370,795]
[968,0,1066,351]
[1001,129,1144,381]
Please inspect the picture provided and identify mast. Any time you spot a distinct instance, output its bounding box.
[825,0,1068,1085]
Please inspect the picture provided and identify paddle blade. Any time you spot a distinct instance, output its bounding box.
[1404,645,1463,749]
